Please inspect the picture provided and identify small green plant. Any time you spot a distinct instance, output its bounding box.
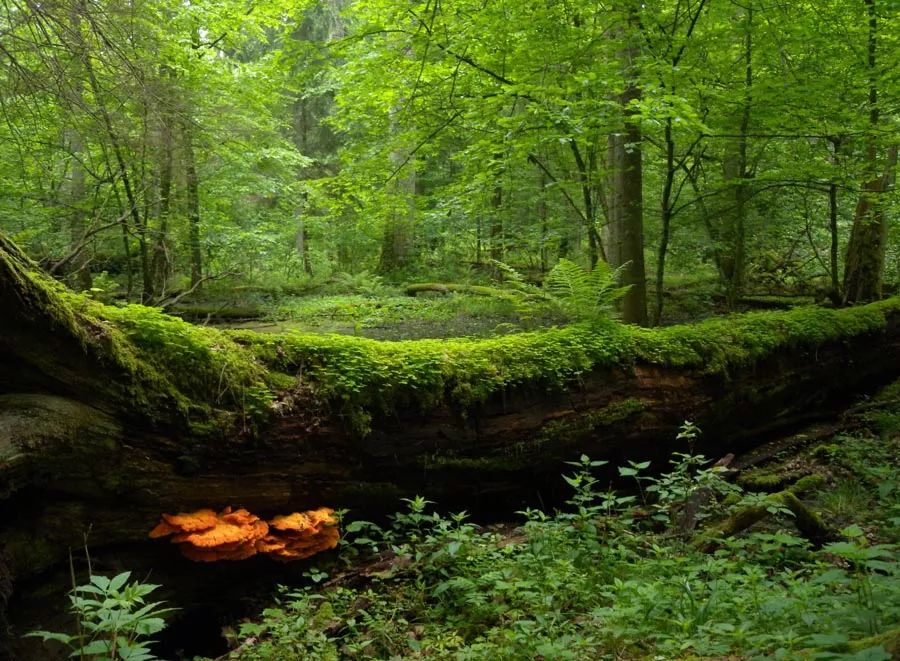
[646,420,740,530]
[491,258,629,324]
[26,571,173,661]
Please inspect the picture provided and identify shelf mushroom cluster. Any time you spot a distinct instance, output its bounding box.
[149,506,339,562]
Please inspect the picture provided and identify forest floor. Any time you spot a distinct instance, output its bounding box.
[193,379,900,661]
[168,271,819,340]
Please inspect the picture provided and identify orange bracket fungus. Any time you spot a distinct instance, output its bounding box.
[149,506,339,562]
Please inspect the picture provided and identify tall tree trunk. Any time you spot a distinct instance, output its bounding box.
[151,105,174,297]
[539,169,549,273]
[75,0,152,299]
[569,140,604,267]
[827,137,842,304]
[843,0,894,304]
[295,208,314,278]
[379,97,417,273]
[65,131,92,292]
[181,119,202,289]
[653,117,675,326]
[490,174,504,265]
[721,5,753,308]
[606,7,647,326]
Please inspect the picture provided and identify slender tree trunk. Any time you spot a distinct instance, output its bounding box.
[653,117,676,326]
[62,25,92,292]
[539,170,549,273]
[569,140,603,267]
[180,119,202,289]
[843,0,893,304]
[379,164,417,272]
[490,177,504,264]
[606,7,647,326]
[75,1,152,298]
[66,131,92,291]
[379,85,417,273]
[827,138,842,303]
[151,105,174,297]
[295,213,314,277]
[475,215,483,265]
[722,5,753,308]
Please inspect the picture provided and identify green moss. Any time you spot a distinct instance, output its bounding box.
[632,298,900,374]
[420,453,521,471]
[530,399,645,452]
[789,473,827,494]
[237,321,636,434]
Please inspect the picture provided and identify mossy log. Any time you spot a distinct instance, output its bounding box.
[3,232,900,655]
[697,491,837,551]
[404,282,510,297]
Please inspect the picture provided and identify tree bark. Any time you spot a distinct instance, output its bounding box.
[721,5,753,308]
[181,118,203,290]
[151,68,176,298]
[843,0,894,304]
[606,8,647,326]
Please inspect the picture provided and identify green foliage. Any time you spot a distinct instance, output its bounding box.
[26,571,173,661]
[488,259,629,325]
[541,259,629,323]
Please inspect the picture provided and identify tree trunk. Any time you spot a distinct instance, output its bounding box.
[721,5,753,308]
[75,0,152,299]
[181,118,203,290]
[843,0,895,304]
[149,66,176,299]
[65,131,92,292]
[490,176,503,264]
[606,8,647,326]
[653,118,675,326]
[379,106,417,273]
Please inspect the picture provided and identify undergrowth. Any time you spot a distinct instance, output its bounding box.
[206,412,900,661]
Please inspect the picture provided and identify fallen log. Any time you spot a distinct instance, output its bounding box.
[696,490,837,551]
[2,232,900,656]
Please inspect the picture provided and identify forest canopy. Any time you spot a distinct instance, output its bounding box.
[0,0,897,326]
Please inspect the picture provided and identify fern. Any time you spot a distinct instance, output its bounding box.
[490,259,629,324]
[544,259,629,322]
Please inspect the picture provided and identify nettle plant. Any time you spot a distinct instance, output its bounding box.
[27,571,173,661]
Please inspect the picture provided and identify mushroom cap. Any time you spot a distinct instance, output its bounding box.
[175,519,269,548]
[270,507,336,534]
[148,520,180,539]
[162,509,219,532]
[255,535,288,554]
[180,543,259,562]
[269,512,312,532]
[307,507,336,528]
[268,526,340,561]
[221,508,259,527]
